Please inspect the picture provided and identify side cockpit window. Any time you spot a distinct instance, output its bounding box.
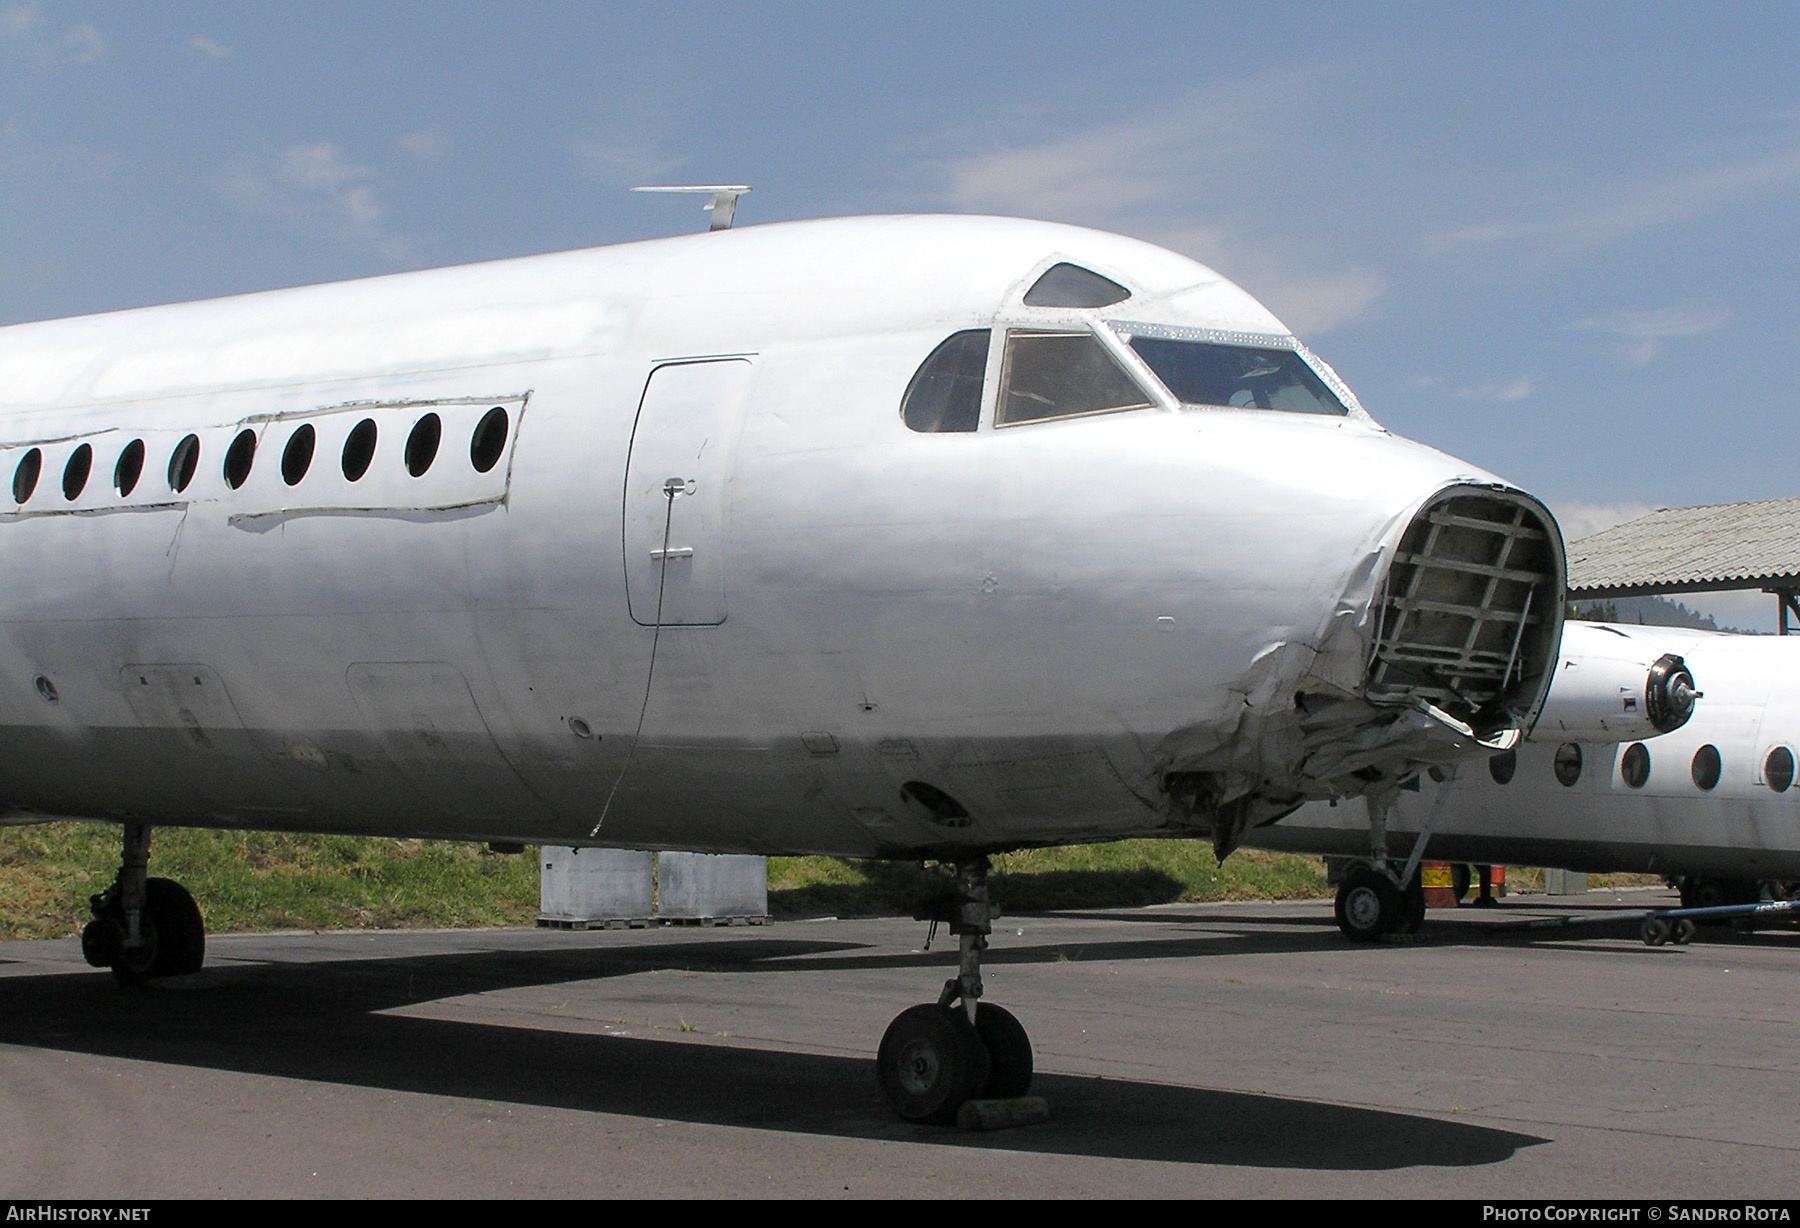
[1129,336,1348,416]
[902,329,988,433]
[998,331,1155,426]
[1022,262,1131,308]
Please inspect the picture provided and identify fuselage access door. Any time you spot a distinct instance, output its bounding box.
[622,358,753,626]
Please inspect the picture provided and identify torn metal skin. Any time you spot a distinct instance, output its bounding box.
[1157,483,1565,857]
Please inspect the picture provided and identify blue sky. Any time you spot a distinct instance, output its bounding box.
[3,2,1797,622]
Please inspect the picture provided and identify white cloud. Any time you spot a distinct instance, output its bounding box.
[0,5,33,37]
[225,143,409,261]
[571,137,685,186]
[1550,499,1655,544]
[1422,147,1800,262]
[1571,301,1733,367]
[932,94,1385,336]
[1454,377,1534,403]
[940,119,1173,217]
[62,20,101,64]
[188,33,230,60]
[398,129,449,161]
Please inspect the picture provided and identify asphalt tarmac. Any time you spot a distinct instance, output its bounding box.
[2,887,1796,1199]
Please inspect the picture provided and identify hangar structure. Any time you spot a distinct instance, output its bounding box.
[1567,497,1800,634]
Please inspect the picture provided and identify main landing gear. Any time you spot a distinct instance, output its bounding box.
[1334,862,1426,941]
[1333,788,1428,942]
[79,822,205,986]
[877,856,1034,1123]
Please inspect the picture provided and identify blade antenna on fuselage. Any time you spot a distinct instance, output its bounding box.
[631,184,752,231]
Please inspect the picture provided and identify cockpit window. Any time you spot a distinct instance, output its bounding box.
[1022,263,1131,308]
[998,331,1156,426]
[902,329,989,433]
[1128,336,1348,416]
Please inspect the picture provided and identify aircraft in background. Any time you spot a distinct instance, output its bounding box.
[0,212,1564,1122]
[1241,622,1800,941]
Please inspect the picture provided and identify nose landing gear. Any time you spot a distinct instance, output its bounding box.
[876,856,1035,1123]
[80,822,206,986]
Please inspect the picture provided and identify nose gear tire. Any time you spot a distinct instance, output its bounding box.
[877,1003,991,1124]
[974,1002,1034,1099]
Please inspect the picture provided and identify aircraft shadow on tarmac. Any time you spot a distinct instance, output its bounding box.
[0,936,1543,1170]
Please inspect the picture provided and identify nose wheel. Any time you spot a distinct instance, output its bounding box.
[877,857,1035,1123]
[80,823,206,986]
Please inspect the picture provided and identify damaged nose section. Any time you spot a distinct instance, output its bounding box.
[1164,485,1565,858]
[1291,485,1564,800]
[1362,486,1564,745]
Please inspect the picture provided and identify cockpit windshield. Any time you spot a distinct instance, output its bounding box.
[1127,335,1348,416]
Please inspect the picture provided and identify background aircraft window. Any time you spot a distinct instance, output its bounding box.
[1129,337,1348,416]
[1488,749,1516,784]
[470,406,509,472]
[1022,262,1131,308]
[12,447,41,504]
[1553,742,1583,787]
[114,439,145,497]
[902,330,988,433]
[1621,742,1651,788]
[168,435,199,493]
[1692,744,1722,790]
[342,418,377,481]
[998,331,1155,426]
[405,412,442,477]
[281,424,315,486]
[1766,746,1794,793]
[61,443,92,500]
[223,429,256,490]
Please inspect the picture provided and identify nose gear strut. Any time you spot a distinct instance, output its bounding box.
[877,856,1035,1122]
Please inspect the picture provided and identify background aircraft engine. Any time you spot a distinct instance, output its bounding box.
[1530,625,1699,741]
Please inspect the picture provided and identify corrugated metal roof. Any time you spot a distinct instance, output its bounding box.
[1567,497,1800,597]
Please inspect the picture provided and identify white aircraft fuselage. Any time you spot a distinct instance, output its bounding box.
[1252,624,1800,882]
[0,215,1564,861]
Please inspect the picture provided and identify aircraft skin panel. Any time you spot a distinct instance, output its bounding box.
[0,215,1562,857]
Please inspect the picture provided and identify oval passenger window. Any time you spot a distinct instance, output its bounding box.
[62,443,92,500]
[114,439,146,497]
[342,418,377,481]
[12,448,42,504]
[168,435,201,493]
[1691,744,1722,791]
[405,413,441,477]
[1620,743,1650,789]
[1488,750,1516,785]
[223,429,257,490]
[1553,742,1583,788]
[281,424,316,486]
[1766,747,1794,794]
[470,406,509,473]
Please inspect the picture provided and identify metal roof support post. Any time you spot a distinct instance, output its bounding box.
[1768,587,1800,637]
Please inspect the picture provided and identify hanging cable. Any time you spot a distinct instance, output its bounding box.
[588,479,682,838]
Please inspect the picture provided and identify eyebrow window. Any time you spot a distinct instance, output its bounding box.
[1022,262,1131,308]
[997,331,1155,426]
[1128,336,1348,416]
[902,330,989,433]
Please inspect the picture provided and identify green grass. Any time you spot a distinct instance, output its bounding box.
[0,822,542,941]
[5,821,1652,942]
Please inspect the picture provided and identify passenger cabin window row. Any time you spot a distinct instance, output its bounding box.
[8,406,512,508]
[1486,741,1797,794]
[900,262,1349,434]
